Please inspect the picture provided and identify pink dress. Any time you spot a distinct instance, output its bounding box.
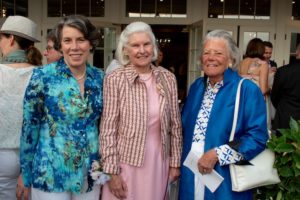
[102,72,169,200]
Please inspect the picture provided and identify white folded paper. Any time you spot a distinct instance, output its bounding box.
[183,150,224,193]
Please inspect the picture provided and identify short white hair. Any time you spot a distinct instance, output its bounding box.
[116,21,158,65]
[202,30,241,70]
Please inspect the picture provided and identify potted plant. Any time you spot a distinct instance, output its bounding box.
[256,118,300,200]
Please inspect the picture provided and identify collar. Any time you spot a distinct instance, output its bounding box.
[124,64,160,85]
[56,57,95,79]
[207,78,224,89]
[222,67,236,85]
[204,68,237,88]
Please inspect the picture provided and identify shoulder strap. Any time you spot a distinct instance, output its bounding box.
[229,78,246,142]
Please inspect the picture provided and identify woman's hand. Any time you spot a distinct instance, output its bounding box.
[108,174,128,199]
[197,149,218,174]
[16,175,30,200]
[169,167,180,183]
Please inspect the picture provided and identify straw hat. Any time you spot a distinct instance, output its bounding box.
[0,16,40,42]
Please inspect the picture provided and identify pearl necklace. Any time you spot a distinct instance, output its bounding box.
[75,70,86,81]
[139,72,152,82]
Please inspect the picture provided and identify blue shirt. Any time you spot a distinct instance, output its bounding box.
[20,58,104,194]
[192,79,243,166]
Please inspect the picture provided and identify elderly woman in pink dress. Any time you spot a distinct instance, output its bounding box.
[100,21,182,200]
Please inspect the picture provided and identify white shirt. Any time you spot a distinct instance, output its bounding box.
[0,64,34,149]
[106,59,121,74]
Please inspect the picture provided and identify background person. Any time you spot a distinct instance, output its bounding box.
[263,41,277,122]
[239,38,271,128]
[105,50,120,74]
[154,48,164,67]
[271,43,300,130]
[100,21,182,200]
[20,15,104,200]
[239,38,269,96]
[0,15,42,200]
[263,41,277,70]
[179,30,268,200]
[43,29,62,64]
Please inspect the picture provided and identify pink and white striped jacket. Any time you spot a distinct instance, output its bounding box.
[100,64,182,174]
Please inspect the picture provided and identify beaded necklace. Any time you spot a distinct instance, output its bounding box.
[75,71,86,81]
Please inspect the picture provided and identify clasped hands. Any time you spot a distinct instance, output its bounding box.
[197,149,218,174]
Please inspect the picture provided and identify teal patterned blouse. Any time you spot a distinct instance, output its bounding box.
[20,58,104,194]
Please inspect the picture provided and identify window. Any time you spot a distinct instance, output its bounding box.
[292,0,300,20]
[255,0,271,19]
[208,0,270,20]
[62,0,75,16]
[208,0,224,18]
[289,33,300,62]
[91,0,105,17]
[126,0,187,18]
[157,0,170,17]
[224,0,239,19]
[48,0,105,17]
[48,0,61,17]
[93,27,116,70]
[243,31,269,54]
[1,0,28,17]
[93,28,105,69]
[77,0,89,17]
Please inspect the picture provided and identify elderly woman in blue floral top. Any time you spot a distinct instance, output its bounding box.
[20,15,104,200]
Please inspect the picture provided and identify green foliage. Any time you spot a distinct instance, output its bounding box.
[256,118,300,200]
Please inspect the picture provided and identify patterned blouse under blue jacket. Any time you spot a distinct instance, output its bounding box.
[20,58,104,194]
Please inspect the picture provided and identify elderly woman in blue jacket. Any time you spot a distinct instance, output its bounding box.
[179,30,268,200]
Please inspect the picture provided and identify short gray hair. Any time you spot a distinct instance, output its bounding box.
[53,15,100,52]
[116,21,158,65]
[201,30,241,70]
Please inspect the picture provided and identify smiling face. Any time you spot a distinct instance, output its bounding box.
[60,26,91,69]
[201,38,232,83]
[124,32,154,70]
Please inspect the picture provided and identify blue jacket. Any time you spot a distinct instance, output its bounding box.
[179,69,268,200]
[20,58,104,194]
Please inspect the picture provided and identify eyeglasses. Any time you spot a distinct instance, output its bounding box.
[45,46,54,51]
